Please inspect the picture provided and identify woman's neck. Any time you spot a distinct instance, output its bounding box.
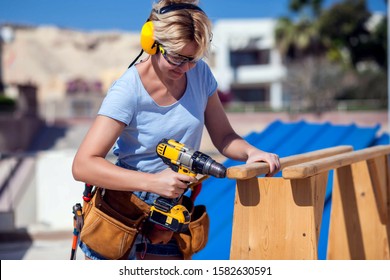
[136,55,187,106]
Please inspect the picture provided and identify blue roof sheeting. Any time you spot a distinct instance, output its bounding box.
[372,133,389,145]
[193,119,382,260]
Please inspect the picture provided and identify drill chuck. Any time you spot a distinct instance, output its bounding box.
[191,151,226,178]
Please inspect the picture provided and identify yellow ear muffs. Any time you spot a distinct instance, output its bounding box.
[139,4,204,56]
[140,21,157,55]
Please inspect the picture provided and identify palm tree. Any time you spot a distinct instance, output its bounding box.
[289,0,323,17]
[275,17,324,63]
[275,0,342,115]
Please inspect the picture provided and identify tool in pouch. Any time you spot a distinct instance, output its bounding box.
[70,183,94,260]
[148,138,226,233]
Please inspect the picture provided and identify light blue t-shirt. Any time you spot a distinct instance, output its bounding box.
[98,60,218,174]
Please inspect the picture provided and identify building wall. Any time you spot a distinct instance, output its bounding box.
[209,19,286,110]
[0,84,43,151]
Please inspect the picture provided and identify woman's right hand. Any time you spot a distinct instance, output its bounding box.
[150,168,197,198]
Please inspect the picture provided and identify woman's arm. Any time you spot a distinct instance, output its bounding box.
[72,115,196,197]
[205,93,280,177]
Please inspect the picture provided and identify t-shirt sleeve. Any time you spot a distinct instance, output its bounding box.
[200,60,218,97]
[98,72,137,125]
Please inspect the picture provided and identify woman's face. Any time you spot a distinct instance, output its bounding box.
[157,41,199,80]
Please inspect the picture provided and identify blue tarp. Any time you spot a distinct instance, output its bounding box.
[193,119,386,260]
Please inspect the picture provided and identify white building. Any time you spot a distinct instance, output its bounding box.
[209,19,287,110]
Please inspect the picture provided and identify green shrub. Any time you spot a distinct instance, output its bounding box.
[0,95,16,112]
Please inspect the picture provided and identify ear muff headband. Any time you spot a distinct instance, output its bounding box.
[140,3,204,55]
[157,3,204,14]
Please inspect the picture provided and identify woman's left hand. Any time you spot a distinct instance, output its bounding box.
[246,150,281,177]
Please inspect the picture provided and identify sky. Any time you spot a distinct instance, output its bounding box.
[0,0,387,33]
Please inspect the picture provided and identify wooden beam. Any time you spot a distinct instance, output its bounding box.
[283,145,390,179]
[227,146,353,179]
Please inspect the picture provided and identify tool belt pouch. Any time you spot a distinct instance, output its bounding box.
[80,188,149,260]
[174,204,209,260]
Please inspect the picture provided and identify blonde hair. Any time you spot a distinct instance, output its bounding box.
[149,0,212,60]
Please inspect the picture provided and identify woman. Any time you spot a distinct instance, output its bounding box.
[72,0,280,260]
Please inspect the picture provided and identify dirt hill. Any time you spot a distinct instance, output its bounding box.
[1,25,144,102]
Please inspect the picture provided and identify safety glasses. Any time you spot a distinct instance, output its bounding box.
[158,45,199,67]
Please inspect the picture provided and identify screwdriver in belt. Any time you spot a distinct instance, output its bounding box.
[83,183,94,202]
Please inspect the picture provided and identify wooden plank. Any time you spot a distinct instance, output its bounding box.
[230,173,328,259]
[327,161,390,259]
[327,165,356,259]
[283,145,390,179]
[367,156,389,223]
[227,146,353,179]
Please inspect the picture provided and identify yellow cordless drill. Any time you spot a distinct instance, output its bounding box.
[149,138,226,232]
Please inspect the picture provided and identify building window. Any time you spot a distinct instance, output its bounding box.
[231,84,270,102]
[229,49,270,68]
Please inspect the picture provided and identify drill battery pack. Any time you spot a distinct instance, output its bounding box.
[149,196,191,232]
